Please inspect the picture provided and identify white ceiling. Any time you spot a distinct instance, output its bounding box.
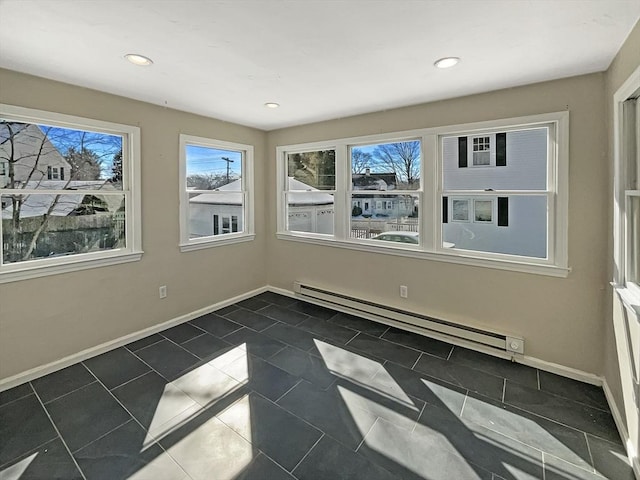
[1,1,638,131]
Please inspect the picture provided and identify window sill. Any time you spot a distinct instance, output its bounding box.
[613,284,640,319]
[0,251,144,284]
[276,232,570,278]
[179,233,255,252]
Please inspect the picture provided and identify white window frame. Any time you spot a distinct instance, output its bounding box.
[178,134,254,252]
[451,198,470,222]
[276,112,569,277]
[0,104,142,284]
[471,135,492,167]
[473,198,494,224]
[613,65,640,301]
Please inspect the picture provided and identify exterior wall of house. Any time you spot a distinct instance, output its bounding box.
[442,128,548,258]
[267,72,609,376]
[189,203,244,237]
[288,204,334,234]
[0,123,70,187]
[0,68,268,380]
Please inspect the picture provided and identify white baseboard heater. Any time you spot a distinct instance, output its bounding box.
[293,282,525,355]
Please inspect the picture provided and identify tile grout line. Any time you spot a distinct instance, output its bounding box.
[501,379,506,403]
[356,417,380,453]
[30,383,88,480]
[446,345,455,360]
[274,378,304,404]
[537,369,541,390]
[459,391,469,418]
[38,374,99,406]
[410,352,423,370]
[291,432,324,474]
[109,369,153,391]
[411,401,427,434]
[584,432,598,473]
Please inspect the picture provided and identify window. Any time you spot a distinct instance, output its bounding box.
[442,125,552,259]
[179,135,254,251]
[0,104,141,283]
[614,67,640,297]
[283,148,335,236]
[472,136,491,166]
[473,199,493,223]
[277,112,568,276]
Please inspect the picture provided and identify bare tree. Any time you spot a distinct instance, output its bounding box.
[65,146,102,180]
[351,148,373,174]
[372,141,421,189]
[1,121,122,263]
[187,173,237,190]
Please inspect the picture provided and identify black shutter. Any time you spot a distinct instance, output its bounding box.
[458,137,468,168]
[60,167,64,180]
[496,133,507,166]
[47,166,52,179]
[498,197,509,226]
[213,215,219,235]
[442,196,449,223]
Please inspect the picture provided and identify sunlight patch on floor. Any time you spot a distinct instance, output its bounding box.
[315,339,415,408]
[143,345,248,449]
[0,451,38,480]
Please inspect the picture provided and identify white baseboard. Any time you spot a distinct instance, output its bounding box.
[0,286,268,392]
[602,379,639,479]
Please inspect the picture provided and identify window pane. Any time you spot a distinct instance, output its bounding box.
[443,128,547,190]
[628,195,639,285]
[188,191,244,239]
[186,145,242,190]
[286,192,334,234]
[287,150,335,190]
[351,140,421,190]
[350,193,419,241]
[2,193,126,264]
[443,195,547,258]
[0,121,123,190]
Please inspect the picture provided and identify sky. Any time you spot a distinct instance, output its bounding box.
[186,145,242,177]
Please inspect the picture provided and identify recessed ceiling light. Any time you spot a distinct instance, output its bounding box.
[264,102,280,108]
[434,57,460,69]
[125,54,153,66]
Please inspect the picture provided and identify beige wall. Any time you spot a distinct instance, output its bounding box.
[0,69,268,380]
[267,72,609,375]
[0,22,635,391]
[603,19,640,458]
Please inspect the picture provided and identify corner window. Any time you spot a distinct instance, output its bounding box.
[0,104,142,283]
[277,112,568,276]
[179,135,254,251]
[284,149,335,236]
[614,68,640,296]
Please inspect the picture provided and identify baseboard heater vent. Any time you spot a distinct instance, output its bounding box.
[294,282,524,354]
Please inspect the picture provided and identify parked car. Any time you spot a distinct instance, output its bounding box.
[372,231,455,248]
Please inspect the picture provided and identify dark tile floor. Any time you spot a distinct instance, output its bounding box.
[0,291,635,480]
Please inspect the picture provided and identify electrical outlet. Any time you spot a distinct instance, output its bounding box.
[400,285,408,298]
[159,285,167,299]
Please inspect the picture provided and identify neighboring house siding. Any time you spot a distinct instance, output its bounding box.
[442,128,548,258]
[0,123,70,185]
[443,129,547,190]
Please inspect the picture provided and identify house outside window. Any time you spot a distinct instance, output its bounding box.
[0,104,142,283]
[277,112,568,276]
[179,134,254,251]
